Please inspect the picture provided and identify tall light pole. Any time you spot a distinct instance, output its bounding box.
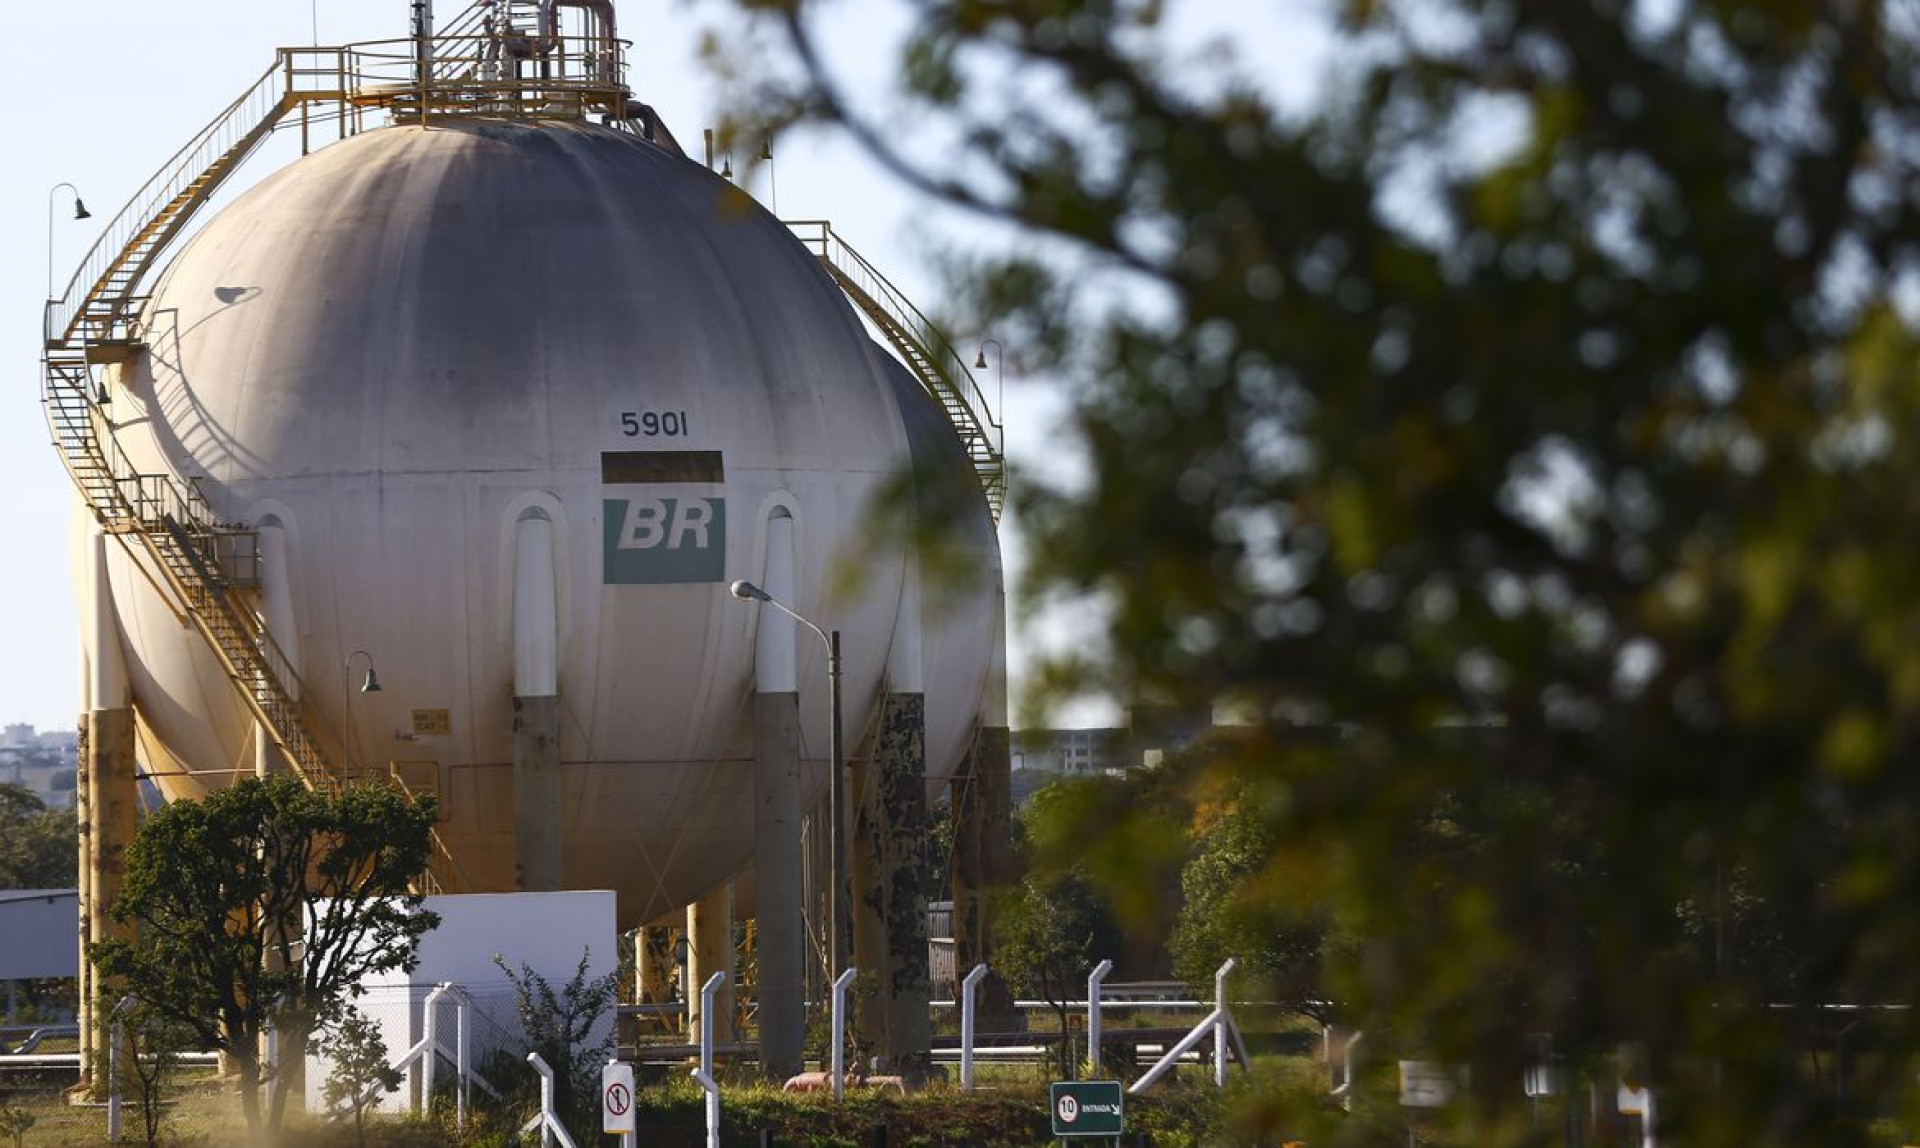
[729,580,845,984]
[47,182,91,299]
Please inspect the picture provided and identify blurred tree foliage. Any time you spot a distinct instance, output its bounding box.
[715,0,1920,1139]
[0,782,75,889]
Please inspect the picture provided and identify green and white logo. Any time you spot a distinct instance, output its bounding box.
[602,496,726,584]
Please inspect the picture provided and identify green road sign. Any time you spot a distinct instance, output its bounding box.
[1051,1081,1124,1138]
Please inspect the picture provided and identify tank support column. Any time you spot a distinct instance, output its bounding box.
[73,713,91,1088]
[83,530,137,1093]
[852,691,933,1076]
[750,509,805,1079]
[512,510,562,891]
[851,557,933,1075]
[685,883,734,1041]
[950,586,1016,1027]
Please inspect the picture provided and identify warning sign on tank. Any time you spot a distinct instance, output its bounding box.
[602,496,727,584]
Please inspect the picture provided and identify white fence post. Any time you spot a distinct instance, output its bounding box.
[1087,959,1113,1078]
[525,1051,579,1148]
[960,963,989,1092]
[107,995,135,1141]
[829,967,857,1101]
[1331,1029,1365,1111]
[1214,958,1237,1088]
[690,1067,720,1148]
[698,971,726,1138]
[422,983,447,1110]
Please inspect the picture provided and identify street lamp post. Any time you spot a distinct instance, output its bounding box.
[974,338,1004,418]
[729,580,845,984]
[47,182,91,300]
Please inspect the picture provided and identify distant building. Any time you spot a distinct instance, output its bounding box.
[0,726,81,811]
[1013,727,1122,777]
[1014,705,1224,780]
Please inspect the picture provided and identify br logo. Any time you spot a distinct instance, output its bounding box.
[603,496,726,584]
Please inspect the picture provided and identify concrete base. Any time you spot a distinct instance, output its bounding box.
[951,726,1018,1028]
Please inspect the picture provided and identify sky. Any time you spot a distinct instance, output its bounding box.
[1,0,1312,734]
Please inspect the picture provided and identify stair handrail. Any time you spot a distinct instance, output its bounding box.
[48,56,290,345]
[787,221,1003,451]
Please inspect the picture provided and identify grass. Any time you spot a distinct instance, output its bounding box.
[0,1060,1260,1147]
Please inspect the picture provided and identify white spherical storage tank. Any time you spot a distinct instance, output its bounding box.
[84,118,1002,925]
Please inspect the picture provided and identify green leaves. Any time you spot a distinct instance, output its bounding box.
[90,775,438,1137]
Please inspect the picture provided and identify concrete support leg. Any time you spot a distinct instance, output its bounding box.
[951,725,1018,1028]
[859,692,932,1076]
[86,706,137,1094]
[512,695,561,891]
[636,926,675,1006]
[753,692,804,1080]
[685,884,735,1041]
[74,713,92,1087]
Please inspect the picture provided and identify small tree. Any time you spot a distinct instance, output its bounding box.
[120,1002,192,1148]
[0,1106,33,1148]
[91,775,440,1139]
[496,949,617,1133]
[1170,783,1331,1023]
[320,1004,401,1146]
[995,871,1121,1079]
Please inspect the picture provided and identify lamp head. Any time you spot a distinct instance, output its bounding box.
[974,348,988,369]
[360,667,382,693]
[73,198,90,221]
[730,579,769,603]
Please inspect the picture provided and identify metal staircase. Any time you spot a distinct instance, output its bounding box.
[786,221,1007,521]
[41,45,469,893]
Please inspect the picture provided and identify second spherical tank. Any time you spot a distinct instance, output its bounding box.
[84,118,1002,923]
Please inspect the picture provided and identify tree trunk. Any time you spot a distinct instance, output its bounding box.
[233,1047,265,1140]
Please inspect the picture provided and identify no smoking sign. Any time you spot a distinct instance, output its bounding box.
[603,1061,636,1135]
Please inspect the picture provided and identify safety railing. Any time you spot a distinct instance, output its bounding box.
[48,60,289,346]
[785,220,1006,518]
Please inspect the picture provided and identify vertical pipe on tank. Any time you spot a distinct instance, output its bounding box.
[254,521,297,778]
[84,530,136,1094]
[512,509,563,892]
[751,510,805,1078]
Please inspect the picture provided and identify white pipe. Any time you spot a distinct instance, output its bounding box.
[1086,960,1113,1078]
[1127,1007,1225,1095]
[690,1067,720,1148]
[107,995,134,1141]
[422,982,456,1114]
[525,1052,578,1148]
[513,511,558,696]
[1331,1030,1365,1111]
[888,556,923,693]
[1214,958,1237,1087]
[756,512,797,694]
[698,971,726,1084]
[88,530,129,709]
[960,962,988,1091]
[257,520,298,692]
[829,967,856,1101]
[455,989,470,1128]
